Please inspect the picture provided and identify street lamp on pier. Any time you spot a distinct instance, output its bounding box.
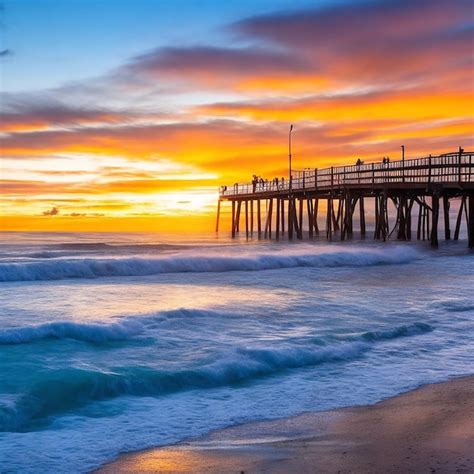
[289,124,294,193]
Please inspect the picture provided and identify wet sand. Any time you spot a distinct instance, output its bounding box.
[97,375,474,474]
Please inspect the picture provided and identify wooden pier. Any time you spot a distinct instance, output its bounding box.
[216,149,474,248]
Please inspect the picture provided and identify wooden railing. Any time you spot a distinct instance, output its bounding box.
[219,150,473,197]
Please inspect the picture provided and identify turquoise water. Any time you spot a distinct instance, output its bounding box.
[0,232,473,472]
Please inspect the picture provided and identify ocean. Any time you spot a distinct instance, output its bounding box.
[0,231,473,473]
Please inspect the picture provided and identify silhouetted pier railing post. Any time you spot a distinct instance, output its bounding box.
[217,149,474,248]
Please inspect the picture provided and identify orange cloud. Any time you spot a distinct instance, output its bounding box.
[197,86,474,123]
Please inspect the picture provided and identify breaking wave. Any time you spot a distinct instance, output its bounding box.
[0,308,222,345]
[0,246,420,282]
[0,319,144,344]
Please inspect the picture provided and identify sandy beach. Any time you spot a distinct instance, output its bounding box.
[98,375,474,474]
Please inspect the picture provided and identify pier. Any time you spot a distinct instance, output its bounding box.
[216,148,474,248]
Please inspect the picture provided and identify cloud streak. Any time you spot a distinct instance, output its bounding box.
[231,0,473,87]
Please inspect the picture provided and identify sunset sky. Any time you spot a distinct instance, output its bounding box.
[1,0,473,232]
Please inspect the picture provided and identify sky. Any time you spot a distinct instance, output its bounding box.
[1,0,473,232]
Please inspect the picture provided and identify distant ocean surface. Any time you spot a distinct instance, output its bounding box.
[0,231,473,473]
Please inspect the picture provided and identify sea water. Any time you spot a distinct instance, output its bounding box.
[0,231,473,472]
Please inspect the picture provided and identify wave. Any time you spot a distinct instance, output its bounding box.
[23,244,192,259]
[437,301,474,313]
[0,302,432,346]
[0,320,144,344]
[360,322,432,341]
[0,246,420,282]
[55,243,112,250]
[0,308,221,345]
[0,321,432,431]
[25,251,81,259]
[54,242,189,252]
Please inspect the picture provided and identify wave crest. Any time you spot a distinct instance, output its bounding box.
[0,320,144,344]
[0,247,419,282]
[0,308,222,345]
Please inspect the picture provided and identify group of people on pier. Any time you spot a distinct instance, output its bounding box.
[251,175,287,193]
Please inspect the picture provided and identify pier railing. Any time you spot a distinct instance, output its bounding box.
[219,150,473,197]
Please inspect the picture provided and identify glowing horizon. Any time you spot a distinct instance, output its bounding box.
[1,0,473,232]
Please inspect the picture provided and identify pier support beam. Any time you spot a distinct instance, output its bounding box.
[292,198,301,239]
[396,196,405,240]
[443,196,450,240]
[383,192,389,241]
[394,194,412,241]
[245,200,249,239]
[417,200,423,240]
[359,195,366,236]
[264,198,273,238]
[349,195,357,237]
[281,199,285,235]
[417,197,431,241]
[374,193,388,241]
[215,199,221,233]
[276,198,281,239]
[250,200,254,236]
[298,198,303,239]
[454,196,466,240]
[231,201,236,238]
[288,198,294,240]
[407,198,414,240]
[334,199,342,232]
[341,193,357,241]
[269,198,273,239]
[374,194,380,240]
[307,198,314,237]
[236,200,242,234]
[313,198,319,234]
[430,194,439,247]
[469,193,474,248]
[341,194,348,240]
[257,199,262,237]
[326,195,333,240]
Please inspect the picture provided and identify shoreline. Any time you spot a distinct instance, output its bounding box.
[97,375,474,473]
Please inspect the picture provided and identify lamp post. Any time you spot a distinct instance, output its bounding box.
[289,124,294,193]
